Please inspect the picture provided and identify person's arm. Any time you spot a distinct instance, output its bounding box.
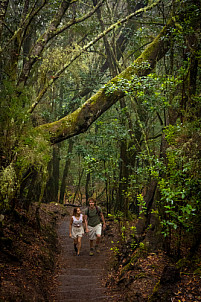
[69,217,73,237]
[84,214,89,233]
[100,212,106,230]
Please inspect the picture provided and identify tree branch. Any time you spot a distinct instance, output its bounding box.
[17,0,72,86]
[29,0,162,113]
[37,16,175,144]
[54,0,105,35]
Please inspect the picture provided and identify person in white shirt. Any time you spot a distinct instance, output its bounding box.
[69,207,86,256]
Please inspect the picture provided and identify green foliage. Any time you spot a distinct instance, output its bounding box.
[0,80,31,153]
[0,164,18,211]
[72,109,126,192]
[110,240,120,256]
[0,78,51,210]
[154,123,201,239]
[15,128,51,174]
[137,193,147,215]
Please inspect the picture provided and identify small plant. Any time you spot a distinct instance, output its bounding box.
[139,242,145,250]
[110,240,120,256]
[137,193,147,215]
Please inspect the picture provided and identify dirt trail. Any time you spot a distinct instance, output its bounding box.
[51,207,119,302]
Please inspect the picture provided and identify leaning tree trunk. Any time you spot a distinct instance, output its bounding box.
[37,16,176,144]
[135,179,158,238]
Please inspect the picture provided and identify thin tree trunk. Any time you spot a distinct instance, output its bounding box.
[73,168,84,204]
[44,159,54,203]
[59,139,74,203]
[85,172,91,206]
[103,160,109,215]
[52,144,60,202]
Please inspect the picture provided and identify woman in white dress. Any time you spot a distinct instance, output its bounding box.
[69,207,85,256]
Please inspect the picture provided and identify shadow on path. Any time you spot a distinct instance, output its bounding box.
[51,207,119,302]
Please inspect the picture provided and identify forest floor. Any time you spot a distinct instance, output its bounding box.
[0,203,201,301]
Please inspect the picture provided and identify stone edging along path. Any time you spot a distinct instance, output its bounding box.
[50,207,120,302]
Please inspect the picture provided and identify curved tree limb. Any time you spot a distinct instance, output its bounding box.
[37,17,174,144]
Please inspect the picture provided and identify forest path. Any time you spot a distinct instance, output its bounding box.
[51,207,119,302]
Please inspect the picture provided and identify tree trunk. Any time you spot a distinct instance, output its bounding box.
[59,139,74,203]
[44,145,60,203]
[85,172,91,206]
[118,139,129,217]
[52,145,60,202]
[72,168,84,205]
[44,160,54,203]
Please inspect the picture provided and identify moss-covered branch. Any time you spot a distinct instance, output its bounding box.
[37,17,175,144]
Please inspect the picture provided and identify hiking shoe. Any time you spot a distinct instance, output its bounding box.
[95,245,100,253]
[89,248,94,256]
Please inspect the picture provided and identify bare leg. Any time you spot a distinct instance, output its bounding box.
[77,237,82,255]
[96,235,101,245]
[74,238,78,254]
[90,240,94,249]
[89,240,94,255]
[95,235,101,253]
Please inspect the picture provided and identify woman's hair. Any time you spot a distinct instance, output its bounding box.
[73,207,80,216]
